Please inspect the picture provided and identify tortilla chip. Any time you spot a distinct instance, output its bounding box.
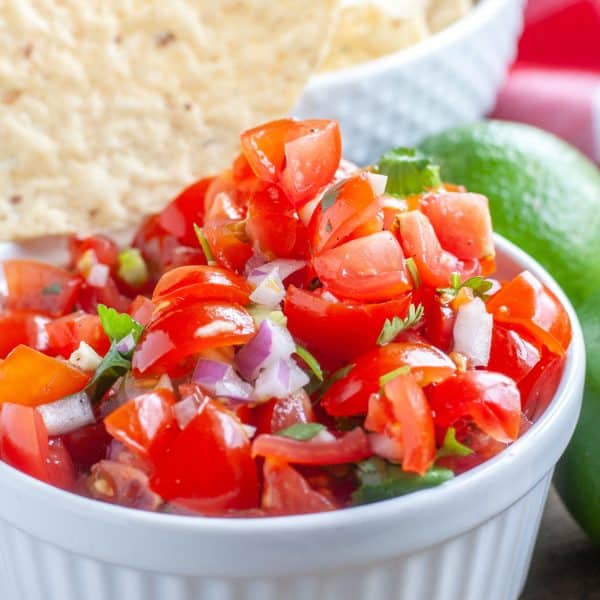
[0,1,339,240]
[426,0,474,33]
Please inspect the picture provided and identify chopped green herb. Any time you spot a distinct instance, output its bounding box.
[276,422,326,441]
[320,179,347,212]
[41,282,62,295]
[353,458,454,505]
[436,427,473,460]
[295,344,324,381]
[117,248,148,289]
[97,304,143,345]
[318,363,355,398]
[248,305,287,327]
[194,224,216,266]
[405,257,421,288]
[377,303,424,345]
[379,365,410,388]
[376,148,441,197]
[86,344,133,404]
[437,272,494,300]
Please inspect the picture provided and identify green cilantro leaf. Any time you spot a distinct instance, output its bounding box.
[376,148,441,197]
[437,273,494,300]
[320,179,347,212]
[295,344,324,381]
[379,365,410,388]
[377,303,424,345]
[352,458,454,505]
[436,427,473,460]
[86,344,133,404]
[42,282,62,295]
[276,422,326,441]
[97,304,143,346]
[194,224,216,266]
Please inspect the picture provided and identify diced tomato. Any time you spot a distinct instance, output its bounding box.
[396,211,481,288]
[321,342,456,417]
[203,219,253,274]
[246,185,308,258]
[45,312,110,358]
[418,287,455,352]
[488,324,541,384]
[3,260,83,318]
[133,301,255,376]
[486,271,572,355]
[157,177,214,246]
[427,371,522,443]
[0,345,90,407]
[309,173,379,254]
[366,373,436,475]
[261,460,337,515]
[151,400,258,512]
[419,192,494,260]
[61,422,112,471]
[313,231,412,302]
[128,295,155,327]
[46,438,76,490]
[76,277,131,314]
[104,389,177,460]
[252,428,371,465]
[284,286,412,368]
[254,389,314,435]
[152,266,252,309]
[69,235,119,270]
[0,403,50,482]
[0,311,48,358]
[241,119,341,206]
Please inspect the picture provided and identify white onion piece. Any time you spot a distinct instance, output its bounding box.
[173,396,201,430]
[68,341,102,372]
[192,359,253,402]
[235,319,296,381]
[320,290,339,304]
[37,392,95,436]
[367,172,388,196]
[156,373,173,392]
[254,358,309,401]
[247,259,305,287]
[368,432,403,462]
[87,263,110,287]
[452,297,493,367]
[242,424,257,438]
[116,333,136,354]
[249,268,285,308]
[312,430,336,443]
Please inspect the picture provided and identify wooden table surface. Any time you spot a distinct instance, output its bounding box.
[522,487,600,600]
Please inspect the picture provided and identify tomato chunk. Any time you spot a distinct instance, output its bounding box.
[322,342,456,417]
[0,346,90,407]
[151,400,258,513]
[46,312,110,358]
[0,311,48,358]
[313,232,412,302]
[488,324,541,384]
[3,260,82,317]
[486,271,572,355]
[427,371,522,443]
[254,389,314,435]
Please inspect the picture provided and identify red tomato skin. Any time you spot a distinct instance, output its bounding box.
[252,428,371,465]
[321,342,456,417]
[261,459,337,515]
[151,400,258,512]
[157,177,213,246]
[254,389,314,435]
[397,211,481,288]
[313,232,412,302]
[128,295,156,327]
[69,235,119,270]
[76,277,131,314]
[61,422,112,471]
[104,390,177,460]
[0,403,50,482]
[418,287,455,352]
[0,311,48,358]
[309,173,379,254]
[488,324,541,384]
[284,286,412,369]
[3,260,83,318]
[45,312,110,358]
[132,301,255,376]
[46,437,76,490]
[486,271,572,355]
[427,370,522,443]
[419,192,494,260]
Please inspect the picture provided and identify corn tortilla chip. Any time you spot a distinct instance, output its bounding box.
[0,0,339,240]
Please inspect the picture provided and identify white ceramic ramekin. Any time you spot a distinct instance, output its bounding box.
[0,234,585,600]
[295,0,526,165]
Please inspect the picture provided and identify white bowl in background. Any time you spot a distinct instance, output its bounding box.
[0,234,585,600]
[295,0,526,165]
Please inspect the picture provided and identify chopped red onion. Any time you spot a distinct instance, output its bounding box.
[453,297,493,367]
[244,253,268,276]
[192,358,253,402]
[37,391,95,436]
[247,259,305,287]
[173,396,201,430]
[367,173,388,196]
[249,267,285,307]
[254,358,310,401]
[235,319,296,381]
[116,333,136,354]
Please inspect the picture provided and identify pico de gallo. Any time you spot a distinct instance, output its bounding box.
[0,119,571,517]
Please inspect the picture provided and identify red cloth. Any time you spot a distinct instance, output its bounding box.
[491,0,600,160]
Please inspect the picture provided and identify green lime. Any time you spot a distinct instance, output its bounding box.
[420,120,600,545]
[419,120,600,306]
